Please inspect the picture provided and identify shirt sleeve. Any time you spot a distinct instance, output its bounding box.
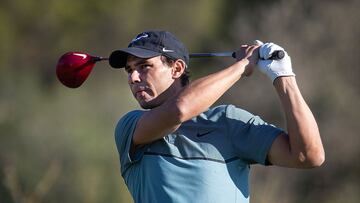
[225,105,284,165]
[114,110,144,175]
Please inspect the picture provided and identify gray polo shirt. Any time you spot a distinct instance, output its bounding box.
[115,105,283,203]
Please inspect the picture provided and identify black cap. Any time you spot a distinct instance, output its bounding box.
[109,30,189,68]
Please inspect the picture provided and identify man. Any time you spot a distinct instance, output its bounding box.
[109,30,324,203]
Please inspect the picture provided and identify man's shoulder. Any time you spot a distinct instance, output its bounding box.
[118,110,145,121]
[115,110,145,131]
[202,104,255,122]
[195,104,241,122]
[206,104,251,116]
[121,109,145,118]
[197,105,227,121]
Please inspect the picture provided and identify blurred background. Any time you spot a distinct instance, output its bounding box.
[0,0,359,202]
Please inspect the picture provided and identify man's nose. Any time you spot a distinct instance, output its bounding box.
[129,70,141,84]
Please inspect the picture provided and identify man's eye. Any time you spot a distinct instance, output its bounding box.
[125,68,133,74]
[141,64,152,69]
[141,64,149,69]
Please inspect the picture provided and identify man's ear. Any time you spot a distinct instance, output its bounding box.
[171,59,186,79]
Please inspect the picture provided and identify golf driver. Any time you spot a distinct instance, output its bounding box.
[56,52,108,88]
[56,50,284,88]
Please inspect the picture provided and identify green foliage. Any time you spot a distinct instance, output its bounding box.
[1,0,360,202]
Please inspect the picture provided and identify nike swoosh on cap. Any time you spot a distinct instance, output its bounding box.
[162,47,174,52]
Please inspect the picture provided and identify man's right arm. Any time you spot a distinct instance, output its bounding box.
[132,45,259,146]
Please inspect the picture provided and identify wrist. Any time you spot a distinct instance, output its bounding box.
[274,76,297,93]
[237,58,249,66]
[236,59,254,76]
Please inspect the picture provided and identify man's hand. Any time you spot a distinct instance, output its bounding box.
[256,41,295,83]
[234,45,260,77]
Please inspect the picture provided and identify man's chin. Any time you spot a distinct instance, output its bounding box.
[138,99,159,109]
[140,103,157,109]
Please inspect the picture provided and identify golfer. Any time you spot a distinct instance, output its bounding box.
[110,30,325,203]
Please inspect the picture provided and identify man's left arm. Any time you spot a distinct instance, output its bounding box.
[257,42,325,168]
[268,77,325,168]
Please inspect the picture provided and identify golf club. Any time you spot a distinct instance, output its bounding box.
[56,52,108,88]
[56,50,284,88]
[189,50,285,60]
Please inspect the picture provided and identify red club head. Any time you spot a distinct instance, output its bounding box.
[56,52,96,88]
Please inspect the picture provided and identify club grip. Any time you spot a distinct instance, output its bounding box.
[269,50,285,60]
[231,50,285,60]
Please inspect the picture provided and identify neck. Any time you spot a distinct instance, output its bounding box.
[161,79,183,102]
[143,80,184,109]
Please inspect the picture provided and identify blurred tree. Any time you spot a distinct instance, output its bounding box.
[0,0,359,202]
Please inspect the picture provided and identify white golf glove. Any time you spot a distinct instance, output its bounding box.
[255,40,295,83]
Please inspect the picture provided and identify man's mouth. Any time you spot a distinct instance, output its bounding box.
[134,86,149,98]
[135,90,145,97]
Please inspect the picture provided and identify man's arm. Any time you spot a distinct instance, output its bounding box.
[256,42,325,168]
[132,46,258,146]
[267,77,325,168]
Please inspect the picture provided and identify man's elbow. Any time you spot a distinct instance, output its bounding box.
[174,98,194,123]
[308,150,325,168]
[299,148,325,168]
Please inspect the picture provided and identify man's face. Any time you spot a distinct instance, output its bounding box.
[125,55,175,109]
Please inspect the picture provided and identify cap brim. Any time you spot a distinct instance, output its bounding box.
[109,47,161,68]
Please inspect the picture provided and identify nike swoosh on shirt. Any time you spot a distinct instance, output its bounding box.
[196,130,214,137]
